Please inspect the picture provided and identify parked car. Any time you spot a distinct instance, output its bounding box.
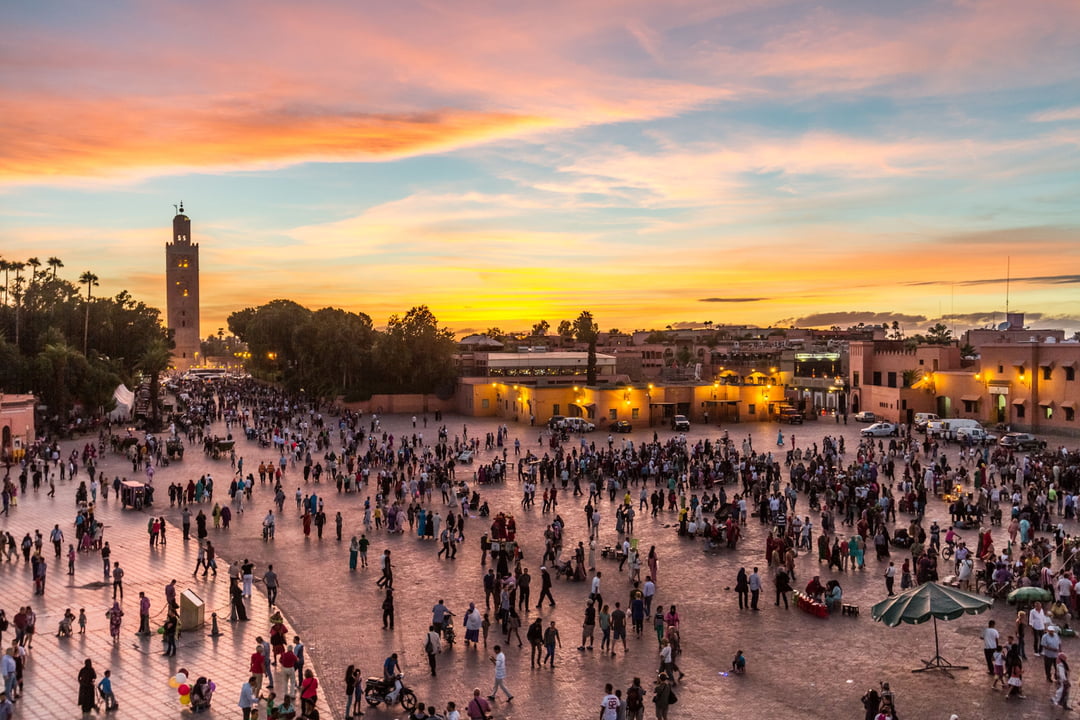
[861,422,899,437]
[853,411,878,423]
[671,414,690,431]
[563,417,595,433]
[547,415,566,430]
[998,432,1047,451]
[608,420,632,433]
[777,407,804,424]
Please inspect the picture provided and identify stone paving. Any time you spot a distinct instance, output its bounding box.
[0,452,326,718]
[3,409,1079,720]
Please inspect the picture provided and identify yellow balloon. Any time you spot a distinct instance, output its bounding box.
[168,677,179,689]
[179,695,191,706]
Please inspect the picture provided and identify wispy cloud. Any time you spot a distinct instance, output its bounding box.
[1031,107,1080,123]
[699,297,768,303]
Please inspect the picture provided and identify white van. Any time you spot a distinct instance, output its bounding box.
[563,417,595,433]
[927,418,983,439]
[913,413,940,432]
[955,426,997,445]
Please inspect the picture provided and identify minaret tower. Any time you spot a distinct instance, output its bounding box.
[165,203,201,370]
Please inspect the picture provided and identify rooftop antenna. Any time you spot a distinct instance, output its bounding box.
[173,203,178,214]
[1005,256,1010,315]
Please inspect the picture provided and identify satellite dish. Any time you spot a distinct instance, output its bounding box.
[997,321,1010,331]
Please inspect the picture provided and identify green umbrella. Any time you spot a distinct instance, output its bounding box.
[1007,586,1052,604]
[871,582,994,673]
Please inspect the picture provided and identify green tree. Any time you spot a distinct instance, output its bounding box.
[573,310,599,385]
[375,305,457,394]
[137,339,173,430]
[924,323,954,345]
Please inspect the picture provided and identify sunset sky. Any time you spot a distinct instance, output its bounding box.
[3,0,1080,337]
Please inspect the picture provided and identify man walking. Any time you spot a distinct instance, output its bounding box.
[543,621,561,668]
[425,625,441,676]
[488,645,513,702]
[536,567,555,609]
[112,562,124,601]
[982,619,999,674]
[748,567,761,611]
[377,550,393,589]
[884,562,896,596]
[263,565,279,607]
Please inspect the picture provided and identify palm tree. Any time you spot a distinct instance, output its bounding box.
[47,256,64,278]
[11,262,25,345]
[79,271,99,356]
[0,259,8,305]
[138,339,173,430]
[26,257,41,284]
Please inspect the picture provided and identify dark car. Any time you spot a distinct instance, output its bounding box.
[778,407,804,424]
[609,420,632,433]
[998,432,1046,451]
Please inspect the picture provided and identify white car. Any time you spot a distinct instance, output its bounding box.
[861,422,899,437]
[853,411,877,423]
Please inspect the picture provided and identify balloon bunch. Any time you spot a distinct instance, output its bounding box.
[168,669,191,706]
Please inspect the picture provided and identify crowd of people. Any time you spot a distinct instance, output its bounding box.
[5,373,1080,719]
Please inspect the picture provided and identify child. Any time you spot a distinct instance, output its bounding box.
[1006,663,1024,699]
[481,612,490,648]
[97,669,117,711]
[991,647,1005,689]
[732,650,746,674]
[78,608,88,635]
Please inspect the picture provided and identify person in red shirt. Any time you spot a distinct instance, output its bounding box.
[466,688,491,719]
[279,645,298,697]
[300,669,318,718]
[250,646,266,694]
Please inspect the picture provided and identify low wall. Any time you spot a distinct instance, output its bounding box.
[335,394,457,415]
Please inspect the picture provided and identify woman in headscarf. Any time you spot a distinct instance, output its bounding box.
[106,601,123,643]
[77,658,97,713]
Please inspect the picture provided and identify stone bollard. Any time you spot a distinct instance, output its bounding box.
[209,612,223,637]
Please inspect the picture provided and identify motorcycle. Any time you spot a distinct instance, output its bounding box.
[364,674,417,712]
[442,619,456,647]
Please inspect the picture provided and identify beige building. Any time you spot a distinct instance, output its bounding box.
[0,392,36,460]
[847,341,961,424]
[934,341,1080,435]
[458,378,786,427]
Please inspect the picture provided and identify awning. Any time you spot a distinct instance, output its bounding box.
[1060,401,1077,410]
[1039,360,1055,369]
[1063,361,1079,370]
[960,395,981,402]
[572,402,596,410]
[1011,398,1027,405]
[1012,359,1027,367]
[1039,399,1054,407]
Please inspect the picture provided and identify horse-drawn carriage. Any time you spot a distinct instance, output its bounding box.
[111,435,139,454]
[166,437,185,460]
[203,437,235,459]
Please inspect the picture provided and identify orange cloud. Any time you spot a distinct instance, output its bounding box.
[0,97,552,182]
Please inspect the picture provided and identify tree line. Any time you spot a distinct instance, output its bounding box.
[226,301,459,400]
[0,256,172,428]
